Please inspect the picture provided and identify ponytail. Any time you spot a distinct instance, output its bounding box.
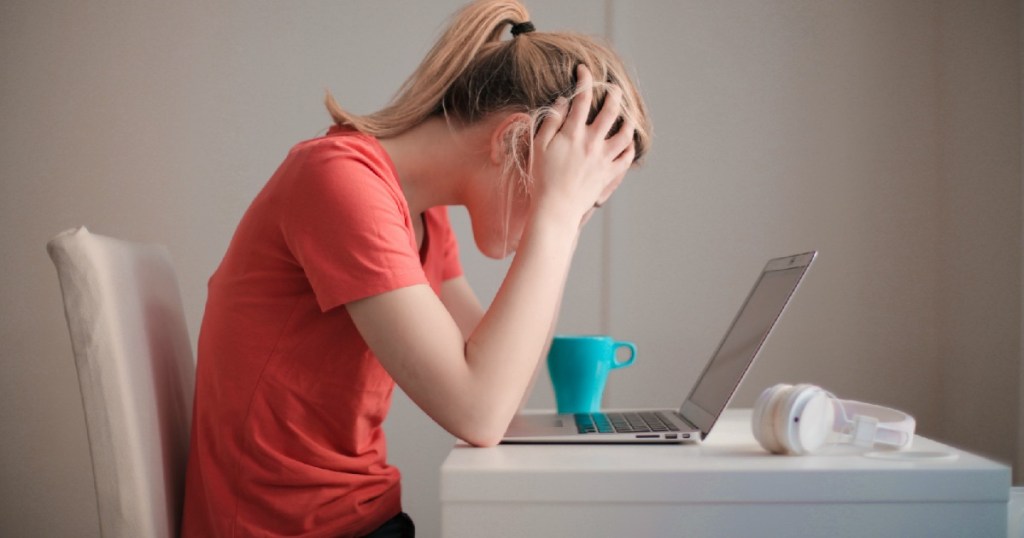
[326,1,528,137]
[326,0,650,162]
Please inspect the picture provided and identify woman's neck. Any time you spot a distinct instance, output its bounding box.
[378,116,490,217]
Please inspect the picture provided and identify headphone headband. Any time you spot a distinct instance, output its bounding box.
[834,399,916,448]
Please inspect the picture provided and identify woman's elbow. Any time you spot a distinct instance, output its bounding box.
[460,431,503,448]
[448,409,510,448]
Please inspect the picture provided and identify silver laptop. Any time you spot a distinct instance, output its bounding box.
[502,251,816,444]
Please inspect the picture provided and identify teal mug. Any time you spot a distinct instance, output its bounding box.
[547,335,637,414]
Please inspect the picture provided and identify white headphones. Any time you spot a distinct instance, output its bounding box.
[751,383,916,456]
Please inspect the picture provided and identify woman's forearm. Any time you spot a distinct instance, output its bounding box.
[463,211,579,443]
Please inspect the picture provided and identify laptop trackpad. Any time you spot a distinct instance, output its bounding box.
[523,415,564,428]
[505,414,573,437]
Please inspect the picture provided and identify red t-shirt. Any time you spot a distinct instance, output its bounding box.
[182,127,463,537]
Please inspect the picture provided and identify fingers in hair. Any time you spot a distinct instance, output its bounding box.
[535,96,569,146]
[565,64,594,131]
[591,85,623,141]
[607,115,636,159]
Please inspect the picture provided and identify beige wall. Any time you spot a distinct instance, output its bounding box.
[608,0,947,426]
[605,0,1021,478]
[936,0,1021,482]
[1020,0,1024,487]
[0,1,1020,536]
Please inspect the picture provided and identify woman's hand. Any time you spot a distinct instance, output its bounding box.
[531,64,636,227]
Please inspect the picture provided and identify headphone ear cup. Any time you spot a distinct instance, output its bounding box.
[782,386,833,455]
[797,393,834,454]
[752,384,791,454]
[772,384,806,454]
[786,385,835,452]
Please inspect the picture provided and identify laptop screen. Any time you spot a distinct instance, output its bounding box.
[679,252,815,438]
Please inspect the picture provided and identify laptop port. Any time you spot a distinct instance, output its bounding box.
[665,434,678,439]
[636,434,659,439]
[682,433,691,439]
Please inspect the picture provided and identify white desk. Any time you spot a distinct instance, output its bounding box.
[441,409,1010,538]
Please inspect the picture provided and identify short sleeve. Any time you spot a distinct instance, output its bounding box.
[280,137,426,311]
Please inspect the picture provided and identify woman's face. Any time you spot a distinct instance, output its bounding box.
[465,166,531,260]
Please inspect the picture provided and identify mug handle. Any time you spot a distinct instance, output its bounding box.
[610,341,637,369]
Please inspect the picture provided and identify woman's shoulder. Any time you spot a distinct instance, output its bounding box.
[283,126,397,183]
[291,125,384,158]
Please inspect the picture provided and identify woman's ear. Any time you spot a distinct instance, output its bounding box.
[488,112,532,166]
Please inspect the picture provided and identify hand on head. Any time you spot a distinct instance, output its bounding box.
[531,64,636,227]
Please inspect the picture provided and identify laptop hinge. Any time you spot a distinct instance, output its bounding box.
[674,411,698,430]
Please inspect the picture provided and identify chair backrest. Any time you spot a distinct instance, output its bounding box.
[47,227,195,538]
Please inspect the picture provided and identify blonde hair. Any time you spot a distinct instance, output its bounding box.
[325,0,651,169]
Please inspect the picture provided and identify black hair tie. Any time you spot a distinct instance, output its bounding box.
[510,21,535,37]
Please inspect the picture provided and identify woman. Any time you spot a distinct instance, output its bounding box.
[182,0,651,536]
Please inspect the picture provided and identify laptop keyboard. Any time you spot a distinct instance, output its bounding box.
[574,411,681,434]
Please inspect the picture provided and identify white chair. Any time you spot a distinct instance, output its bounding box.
[47,226,195,538]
